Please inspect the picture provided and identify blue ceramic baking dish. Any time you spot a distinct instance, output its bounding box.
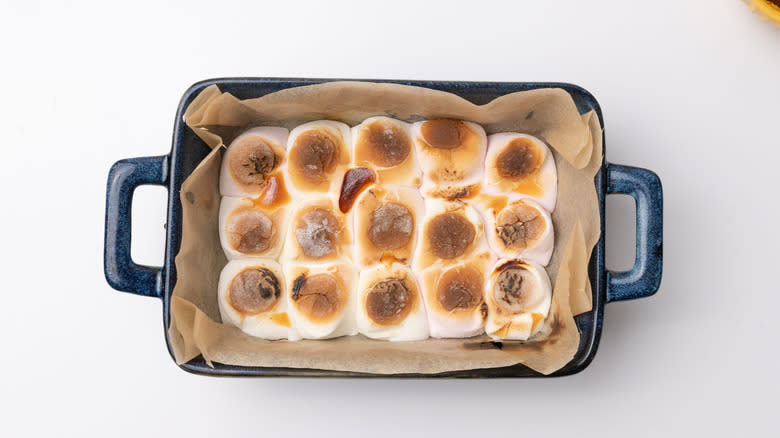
[104,78,663,377]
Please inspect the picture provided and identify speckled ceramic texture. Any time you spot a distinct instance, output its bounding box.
[104,78,663,378]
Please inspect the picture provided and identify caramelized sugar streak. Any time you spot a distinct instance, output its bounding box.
[339,167,376,213]
[531,313,544,331]
[270,312,291,327]
[253,173,291,209]
[379,252,406,265]
[479,192,509,212]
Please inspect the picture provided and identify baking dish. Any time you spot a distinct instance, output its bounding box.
[104,78,663,377]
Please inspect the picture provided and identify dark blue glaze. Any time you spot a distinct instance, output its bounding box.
[606,165,664,302]
[104,155,168,297]
[104,78,663,377]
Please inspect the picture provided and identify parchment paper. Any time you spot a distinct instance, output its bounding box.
[169,81,603,375]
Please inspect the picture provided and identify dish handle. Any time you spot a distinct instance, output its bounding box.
[605,163,663,302]
[104,155,169,298]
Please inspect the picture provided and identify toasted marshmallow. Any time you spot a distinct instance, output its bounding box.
[484,133,557,212]
[281,196,352,265]
[218,259,300,340]
[356,263,428,341]
[351,116,421,186]
[412,198,490,272]
[220,127,289,198]
[411,119,486,199]
[484,259,552,341]
[353,185,424,268]
[419,252,492,338]
[285,120,351,197]
[470,196,554,266]
[284,261,358,339]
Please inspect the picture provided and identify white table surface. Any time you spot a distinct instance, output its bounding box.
[2,0,778,436]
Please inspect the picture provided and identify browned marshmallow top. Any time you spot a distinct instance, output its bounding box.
[228,267,281,314]
[294,208,341,258]
[357,119,411,166]
[365,278,414,325]
[426,212,475,259]
[495,202,544,250]
[226,209,274,253]
[291,273,344,322]
[368,202,414,251]
[495,138,542,180]
[229,137,279,187]
[290,129,342,182]
[420,120,470,150]
[493,265,538,313]
[437,266,483,312]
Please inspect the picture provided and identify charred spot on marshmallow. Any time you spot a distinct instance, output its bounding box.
[420,119,469,150]
[228,267,281,314]
[427,184,480,200]
[366,278,413,325]
[368,202,414,250]
[495,138,542,180]
[494,266,536,312]
[339,167,376,213]
[495,203,545,250]
[427,212,475,259]
[359,120,411,166]
[291,273,343,322]
[291,274,307,299]
[437,266,483,312]
[229,138,279,186]
[254,173,291,209]
[294,208,340,258]
[290,129,341,182]
[226,209,274,254]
